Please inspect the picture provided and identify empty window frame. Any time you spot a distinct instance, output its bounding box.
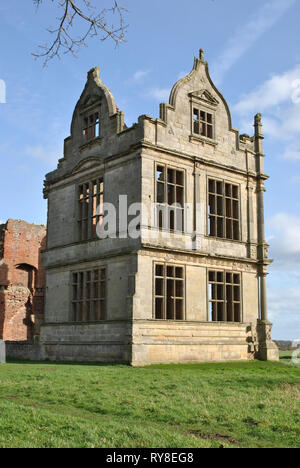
[83,112,100,141]
[154,264,185,320]
[156,164,185,231]
[193,108,213,139]
[208,270,241,322]
[72,268,106,322]
[208,179,240,240]
[78,178,104,241]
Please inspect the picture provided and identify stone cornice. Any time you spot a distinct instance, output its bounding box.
[140,243,258,266]
[44,137,267,191]
[189,134,218,147]
[140,141,266,180]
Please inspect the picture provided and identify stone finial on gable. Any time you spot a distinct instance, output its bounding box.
[87,66,101,82]
[254,113,264,156]
[254,113,264,137]
[83,65,117,116]
[255,113,262,126]
[199,49,205,62]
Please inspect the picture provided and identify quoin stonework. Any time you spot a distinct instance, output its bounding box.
[6,51,279,364]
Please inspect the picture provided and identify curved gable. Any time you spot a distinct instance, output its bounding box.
[70,67,117,138]
[167,51,233,133]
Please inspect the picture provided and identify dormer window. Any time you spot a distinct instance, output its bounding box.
[193,108,213,139]
[83,112,100,141]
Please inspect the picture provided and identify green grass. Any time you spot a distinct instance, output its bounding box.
[0,357,299,448]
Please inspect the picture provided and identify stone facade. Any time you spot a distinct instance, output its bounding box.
[0,220,46,342]
[0,340,5,363]
[40,51,279,364]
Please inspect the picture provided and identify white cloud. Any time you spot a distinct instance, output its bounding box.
[212,0,296,84]
[282,143,300,161]
[148,88,170,101]
[268,213,300,269]
[267,212,300,339]
[25,145,61,164]
[132,70,150,82]
[269,283,300,340]
[269,285,300,317]
[234,64,300,155]
[234,65,300,115]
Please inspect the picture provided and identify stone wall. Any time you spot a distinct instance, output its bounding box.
[40,55,278,364]
[132,321,249,366]
[5,341,41,361]
[40,321,132,362]
[0,220,46,341]
[0,340,5,363]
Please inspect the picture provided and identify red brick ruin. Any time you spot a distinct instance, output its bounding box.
[0,220,46,342]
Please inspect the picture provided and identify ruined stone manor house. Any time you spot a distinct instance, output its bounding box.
[3,51,279,364]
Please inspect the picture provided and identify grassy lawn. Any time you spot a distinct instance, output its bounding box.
[0,356,299,448]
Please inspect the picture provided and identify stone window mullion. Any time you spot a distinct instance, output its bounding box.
[78,177,104,242]
[208,270,241,323]
[88,182,92,240]
[83,110,101,142]
[156,164,185,232]
[154,263,184,321]
[208,179,240,241]
[193,108,214,139]
[71,267,106,323]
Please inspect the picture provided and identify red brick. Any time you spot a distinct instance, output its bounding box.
[0,220,46,341]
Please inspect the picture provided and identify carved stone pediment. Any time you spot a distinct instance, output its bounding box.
[71,157,102,174]
[80,95,101,113]
[189,89,219,106]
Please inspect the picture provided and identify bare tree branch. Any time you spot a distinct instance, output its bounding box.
[32,0,128,66]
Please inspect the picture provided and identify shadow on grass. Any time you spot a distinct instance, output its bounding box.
[5,359,293,371]
[6,359,129,367]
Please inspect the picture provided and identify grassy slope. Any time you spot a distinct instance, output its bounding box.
[0,357,299,448]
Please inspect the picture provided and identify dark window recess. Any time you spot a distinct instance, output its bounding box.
[193,108,213,139]
[78,178,104,241]
[208,179,240,240]
[156,165,184,231]
[208,270,241,322]
[154,264,185,320]
[15,264,37,291]
[83,112,100,141]
[72,268,106,322]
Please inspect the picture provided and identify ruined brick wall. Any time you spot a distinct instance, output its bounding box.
[0,223,5,258]
[0,220,46,341]
[0,223,8,337]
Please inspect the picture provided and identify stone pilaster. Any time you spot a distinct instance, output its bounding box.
[254,114,279,361]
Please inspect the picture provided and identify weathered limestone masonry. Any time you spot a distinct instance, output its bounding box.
[0,340,5,363]
[0,220,46,342]
[41,50,279,364]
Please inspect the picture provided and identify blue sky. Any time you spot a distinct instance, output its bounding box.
[0,0,300,339]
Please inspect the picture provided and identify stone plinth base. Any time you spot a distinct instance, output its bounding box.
[5,341,41,361]
[257,320,279,361]
[131,321,250,366]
